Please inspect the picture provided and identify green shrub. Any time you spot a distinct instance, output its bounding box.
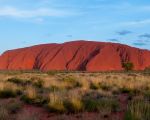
[33,79,44,88]
[99,83,111,91]
[74,81,83,88]
[8,78,31,86]
[120,87,132,94]
[21,95,48,106]
[47,92,66,113]
[83,98,119,112]
[122,62,134,71]
[144,90,150,101]
[144,66,150,72]
[90,83,99,90]
[47,71,58,76]
[64,98,83,113]
[61,76,76,83]
[83,99,100,112]
[0,89,17,98]
[47,101,66,113]
[125,100,150,120]
[61,76,82,88]
[49,85,60,92]
[120,87,140,95]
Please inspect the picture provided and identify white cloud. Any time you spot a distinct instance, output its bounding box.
[0,6,73,18]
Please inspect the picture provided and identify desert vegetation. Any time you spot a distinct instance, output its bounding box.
[0,71,149,120]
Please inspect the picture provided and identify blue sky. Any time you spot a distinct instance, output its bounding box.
[0,0,150,54]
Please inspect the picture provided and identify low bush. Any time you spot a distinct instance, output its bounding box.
[120,87,132,94]
[47,92,66,113]
[21,86,48,105]
[49,85,61,92]
[33,79,44,88]
[21,95,48,106]
[0,82,21,98]
[120,87,140,95]
[61,76,76,83]
[64,98,83,113]
[8,78,31,86]
[74,81,83,88]
[125,100,150,120]
[47,101,66,113]
[122,62,134,71]
[61,76,82,89]
[83,98,119,112]
[47,71,58,76]
[99,83,111,91]
[0,89,17,98]
[90,82,99,90]
[144,90,150,101]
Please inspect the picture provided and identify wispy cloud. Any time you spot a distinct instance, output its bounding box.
[66,34,73,38]
[0,6,74,18]
[133,42,147,46]
[117,30,132,36]
[139,33,150,38]
[108,38,119,42]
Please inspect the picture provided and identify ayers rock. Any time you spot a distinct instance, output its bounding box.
[0,40,150,71]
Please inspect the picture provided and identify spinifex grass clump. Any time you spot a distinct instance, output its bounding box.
[47,90,84,113]
[21,86,48,105]
[47,71,58,76]
[99,83,111,91]
[61,76,82,89]
[7,78,32,86]
[47,91,66,113]
[33,79,44,88]
[90,82,99,90]
[125,100,150,120]
[144,90,150,101]
[83,97,119,113]
[0,82,21,98]
[64,96,84,113]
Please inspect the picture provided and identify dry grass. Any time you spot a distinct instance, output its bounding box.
[0,107,9,120]
[125,100,150,120]
[0,71,150,119]
[48,91,66,113]
[0,82,22,98]
[25,86,37,100]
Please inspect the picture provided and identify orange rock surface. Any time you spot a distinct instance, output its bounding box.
[0,41,150,71]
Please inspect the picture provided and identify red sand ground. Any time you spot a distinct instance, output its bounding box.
[0,94,128,120]
[0,40,150,71]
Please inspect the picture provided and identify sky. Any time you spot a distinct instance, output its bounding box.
[0,0,150,54]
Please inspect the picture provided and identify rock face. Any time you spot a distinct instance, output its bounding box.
[0,40,150,71]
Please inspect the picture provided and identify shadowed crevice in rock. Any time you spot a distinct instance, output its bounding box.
[77,47,100,71]
[41,46,64,71]
[66,45,83,70]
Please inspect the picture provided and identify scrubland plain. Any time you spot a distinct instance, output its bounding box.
[0,70,149,120]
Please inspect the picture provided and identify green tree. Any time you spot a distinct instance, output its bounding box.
[144,66,150,71]
[122,62,134,71]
